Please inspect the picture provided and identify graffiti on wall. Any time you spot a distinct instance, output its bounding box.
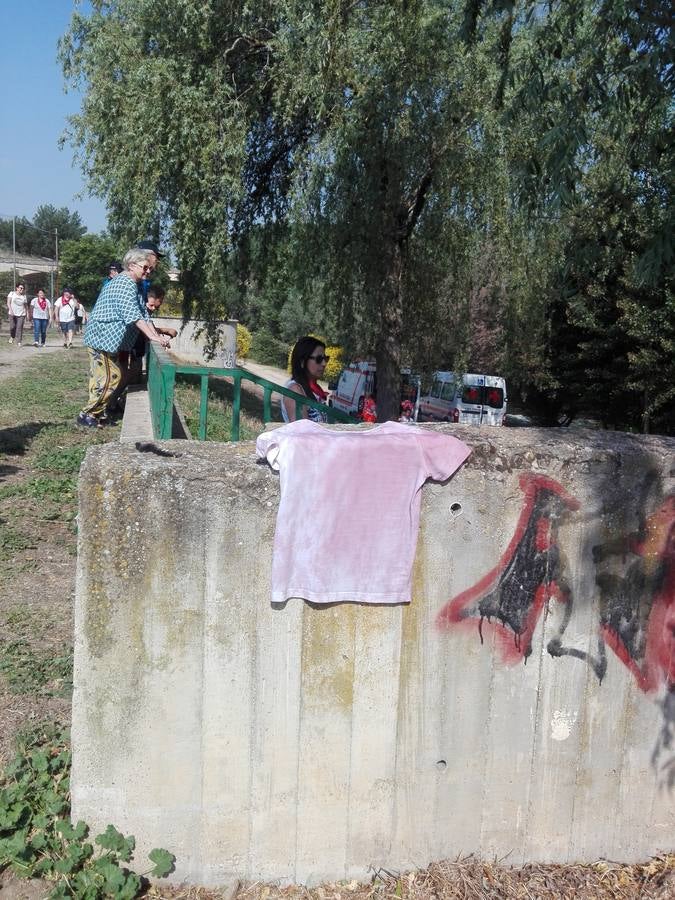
[436,473,675,781]
[437,473,674,694]
[436,474,581,667]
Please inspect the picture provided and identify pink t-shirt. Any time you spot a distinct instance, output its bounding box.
[256,420,471,605]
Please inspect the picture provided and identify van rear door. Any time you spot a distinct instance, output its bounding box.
[459,380,484,424]
[481,382,506,425]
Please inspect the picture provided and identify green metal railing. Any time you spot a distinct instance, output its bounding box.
[147,343,357,441]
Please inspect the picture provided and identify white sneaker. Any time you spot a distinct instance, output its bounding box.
[16,342,21,347]
[34,342,39,347]
[8,338,13,344]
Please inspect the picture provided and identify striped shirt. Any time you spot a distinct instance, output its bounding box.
[84,273,150,353]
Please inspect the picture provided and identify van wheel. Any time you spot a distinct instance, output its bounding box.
[357,397,365,414]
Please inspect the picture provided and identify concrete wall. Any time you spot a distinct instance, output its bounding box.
[153,316,237,366]
[72,426,675,886]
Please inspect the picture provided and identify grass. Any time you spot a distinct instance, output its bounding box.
[1,603,73,697]
[175,374,264,442]
[0,349,114,716]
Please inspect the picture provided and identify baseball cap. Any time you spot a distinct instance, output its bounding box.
[109,261,123,273]
[136,240,164,258]
[62,286,73,293]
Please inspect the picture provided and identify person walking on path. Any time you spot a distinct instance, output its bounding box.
[77,246,171,428]
[6,282,28,346]
[54,288,85,348]
[54,288,75,348]
[28,290,52,346]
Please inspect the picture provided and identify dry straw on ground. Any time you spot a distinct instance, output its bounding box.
[149,853,675,900]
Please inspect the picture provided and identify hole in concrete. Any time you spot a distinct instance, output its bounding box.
[450,502,462,517]
[436,759,447,771]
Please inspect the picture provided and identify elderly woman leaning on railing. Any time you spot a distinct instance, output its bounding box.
[76,246,171,429]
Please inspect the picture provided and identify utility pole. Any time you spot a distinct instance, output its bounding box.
[12,216,16,286]
[55,228,59,297]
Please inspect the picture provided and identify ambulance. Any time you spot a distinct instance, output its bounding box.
[329,360,421,421]
[417,372,507,425]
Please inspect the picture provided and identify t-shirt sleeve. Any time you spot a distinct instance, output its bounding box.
[417,431,471,482]
[256,429,284,471]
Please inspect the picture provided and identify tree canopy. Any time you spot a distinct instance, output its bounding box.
[59,233,121,305]
[59,0,674,431]
[0,205,86,258]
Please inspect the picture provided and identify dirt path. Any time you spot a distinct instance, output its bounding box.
[0,331,85,382]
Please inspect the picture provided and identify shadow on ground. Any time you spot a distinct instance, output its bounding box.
[0,422,48,456]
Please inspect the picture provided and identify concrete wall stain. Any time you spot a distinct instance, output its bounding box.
[301,602,356,710]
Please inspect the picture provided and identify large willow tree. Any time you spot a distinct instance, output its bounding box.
[60,0,673,426]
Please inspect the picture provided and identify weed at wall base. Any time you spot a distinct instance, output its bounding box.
[0,724,175,898]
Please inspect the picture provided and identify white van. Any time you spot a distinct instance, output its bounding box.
[418,372,507,425]
[330,360,421,421]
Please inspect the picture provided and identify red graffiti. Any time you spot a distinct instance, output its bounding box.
[437,474,675,696]
[436,473,579,664]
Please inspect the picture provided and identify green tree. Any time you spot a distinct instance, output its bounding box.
[33,204,86,256]
[59,1,515,418]
[508,0,674,432]
[0,206,86,258]
[59,234,121,305]
[59,1,673,427]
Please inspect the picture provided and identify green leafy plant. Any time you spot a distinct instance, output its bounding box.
[250,331,290,368]
[0,724,175,897]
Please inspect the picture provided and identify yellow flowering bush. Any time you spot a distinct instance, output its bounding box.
[236,323,252,360]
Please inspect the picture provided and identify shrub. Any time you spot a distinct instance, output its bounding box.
[323,346,343,383]
[0,724,175,897]
[250,331,290,368]
[236,323,252,360]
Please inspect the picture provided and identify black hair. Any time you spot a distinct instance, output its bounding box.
[290,335,326,400]
[147,285,166,300]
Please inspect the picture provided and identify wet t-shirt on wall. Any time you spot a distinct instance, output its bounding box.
[256,420,471,605]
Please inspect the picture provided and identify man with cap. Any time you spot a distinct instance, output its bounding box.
[105,261,123,285]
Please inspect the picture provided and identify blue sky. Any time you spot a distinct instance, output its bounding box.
[0,0,107,233]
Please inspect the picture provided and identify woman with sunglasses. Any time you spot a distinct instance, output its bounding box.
[281,336,330,423]
[76,247,171,428]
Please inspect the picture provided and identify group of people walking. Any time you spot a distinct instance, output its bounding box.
[5,283,86,348]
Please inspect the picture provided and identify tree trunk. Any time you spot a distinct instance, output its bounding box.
[375,243,405,422]
[642,388,650,434]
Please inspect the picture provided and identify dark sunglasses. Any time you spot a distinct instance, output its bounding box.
[308,354,330,364]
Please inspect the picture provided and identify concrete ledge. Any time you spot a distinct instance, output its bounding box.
[119,386,154,443]
[120,385,191,442]
[72,426,675,884]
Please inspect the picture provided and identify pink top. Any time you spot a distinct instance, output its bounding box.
[256,420,471,605]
